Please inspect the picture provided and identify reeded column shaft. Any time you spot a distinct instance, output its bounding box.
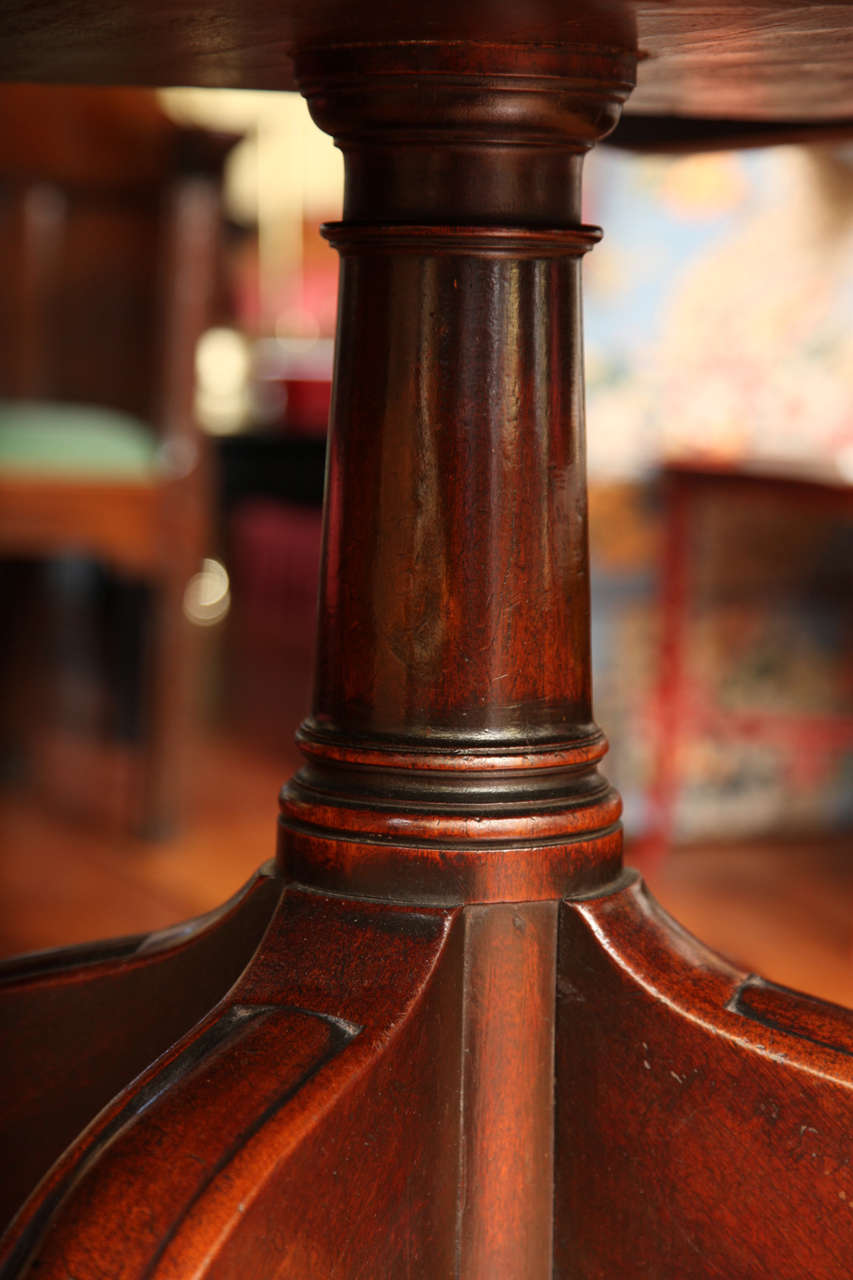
[316,227,594,745]
[279,43,634,905]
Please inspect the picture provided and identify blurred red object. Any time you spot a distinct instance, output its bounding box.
[282,376,331,435]
[253,337,332,437]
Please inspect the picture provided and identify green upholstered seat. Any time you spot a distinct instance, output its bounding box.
[0,401,160,479]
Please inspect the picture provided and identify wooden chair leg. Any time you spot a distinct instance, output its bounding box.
[140,487,207,840]
[138,567,189,837]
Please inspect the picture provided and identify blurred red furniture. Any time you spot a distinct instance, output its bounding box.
[647,458,853,861]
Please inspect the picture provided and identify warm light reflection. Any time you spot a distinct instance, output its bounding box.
[194,327,251,434]
[159,88,343,331]
[183,559,231,627]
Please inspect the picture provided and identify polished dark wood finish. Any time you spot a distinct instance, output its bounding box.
[4,743,852,1005]
[0,0,851,127]
[556,873,853,1278]
[278,42,630,911]
[0,866,281,1232]
[0,881,464,1277]
[2,23,853,1280]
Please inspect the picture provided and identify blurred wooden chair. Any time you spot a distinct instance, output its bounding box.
[0,86,234,836]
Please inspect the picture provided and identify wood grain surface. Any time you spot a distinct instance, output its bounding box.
[1,30,852,1280]
[0,0,851,124]
[556,874,853,1278]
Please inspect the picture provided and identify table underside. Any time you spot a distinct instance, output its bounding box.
[0,0,851,125]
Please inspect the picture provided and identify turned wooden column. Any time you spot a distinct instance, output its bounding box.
[5,37,853,1280]
[279,43,634,907]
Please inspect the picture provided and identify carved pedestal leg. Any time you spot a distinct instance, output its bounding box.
[556,875,853,1278]
[2,38,852,1280]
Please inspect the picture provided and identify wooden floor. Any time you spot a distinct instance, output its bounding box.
[1,729,851,1007]
[0,731,297,960]
[646,833,853,1007]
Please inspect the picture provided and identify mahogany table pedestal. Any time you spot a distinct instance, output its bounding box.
[2,37,853,1280]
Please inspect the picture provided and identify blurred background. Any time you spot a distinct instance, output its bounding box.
[0,86,850,1004]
